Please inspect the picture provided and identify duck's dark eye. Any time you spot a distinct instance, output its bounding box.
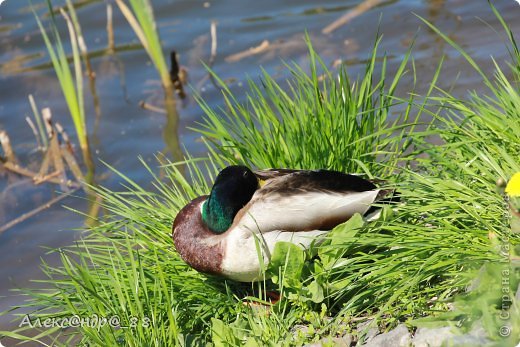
[243,171,249,178]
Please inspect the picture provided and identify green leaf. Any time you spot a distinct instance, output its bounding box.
[307,280,325,304]
[330,213,365,241]
[267,242,306,287]
[212,318,242,347]
[319,213,365,267]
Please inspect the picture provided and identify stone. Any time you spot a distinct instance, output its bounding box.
[356,319,379,343]
[413,326,456,347]
[333,335,353,347]
[413,321,492,347]
[362,324,411,347]
[292,324,310,336]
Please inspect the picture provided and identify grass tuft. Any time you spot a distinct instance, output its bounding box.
[33,0,93,171]
[195,35,416,177]
[115,0,172,90]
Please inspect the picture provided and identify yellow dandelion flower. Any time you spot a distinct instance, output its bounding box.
[505,172,520,197]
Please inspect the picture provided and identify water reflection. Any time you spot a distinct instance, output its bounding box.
[424,0,459,66]
[162,86,182,159]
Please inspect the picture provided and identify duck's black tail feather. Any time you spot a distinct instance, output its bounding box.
[364,188,400,220]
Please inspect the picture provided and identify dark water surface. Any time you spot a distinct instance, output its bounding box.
[0,0,519,334]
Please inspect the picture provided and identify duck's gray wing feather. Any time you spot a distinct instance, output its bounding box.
[256,169,376,196]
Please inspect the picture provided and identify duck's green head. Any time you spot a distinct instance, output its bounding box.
[202,165,259,234]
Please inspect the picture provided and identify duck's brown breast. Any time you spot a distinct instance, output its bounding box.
[172,196,225,275]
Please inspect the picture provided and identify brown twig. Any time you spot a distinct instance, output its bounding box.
[195,21,219,91]
[0,130,18,164]
[209,20,217,66]
[322,0,383,34]
[36,148,52,180]
[60,147,84,184]
[0,187,80,235]
[34,170,62,184]
[139,100,166,114]
[2,162,79,188]
[42,108,54,138]
[107,3,115,52]
[225,40,270,62]
[206,21,225,92]
[45,117,67,187]
[55,122,75,155]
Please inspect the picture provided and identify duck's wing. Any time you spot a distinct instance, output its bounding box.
[254,168,381,190]
[254,168,302,180]
[221,170,398,281]
[257,169,376,194]
[232,169,383,234]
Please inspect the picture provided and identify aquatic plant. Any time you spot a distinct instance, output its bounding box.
[114,0,183,162]
[115,0,172,90]
[33,0,94,178]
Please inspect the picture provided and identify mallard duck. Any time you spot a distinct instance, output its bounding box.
[172,165,394,282]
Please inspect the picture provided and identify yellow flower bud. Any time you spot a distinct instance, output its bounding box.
[505,172,520,197]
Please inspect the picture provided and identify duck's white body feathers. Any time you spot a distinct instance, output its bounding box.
[220,171,381,281]
[174,168,392,282]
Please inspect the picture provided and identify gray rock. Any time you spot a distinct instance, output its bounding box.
[292,324,310,336]
[413,326,456,347]
[356,319,379,343]
[332,334,353,347]
[362,324,411,347]
[413,321,492,347]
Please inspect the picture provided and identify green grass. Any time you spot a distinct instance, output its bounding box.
[196,35,418,177]
[115,0,172,90]
[2,5,520,346]
[28,94,48,150]
[33,0,93,173]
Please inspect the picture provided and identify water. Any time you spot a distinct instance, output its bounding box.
[0,0,519,335]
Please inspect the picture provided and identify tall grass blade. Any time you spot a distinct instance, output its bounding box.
[33,0,93,176]
[115,0,172,90]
